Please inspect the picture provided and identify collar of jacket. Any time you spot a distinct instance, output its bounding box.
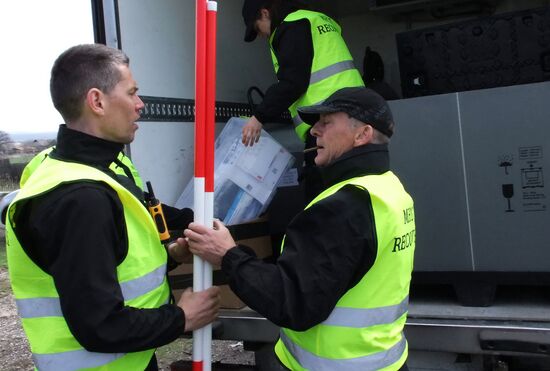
[319,143,390,188]
[51,124,124,169]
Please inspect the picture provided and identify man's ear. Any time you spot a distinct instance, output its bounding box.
[354,124,374,147]
[260,8,270,19]
[86,88,105,116]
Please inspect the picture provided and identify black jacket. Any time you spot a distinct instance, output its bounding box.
[12,125,191,357]
[222,144,390,330]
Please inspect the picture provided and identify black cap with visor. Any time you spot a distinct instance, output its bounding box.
[297,87,395,138]
[242,0,265,42]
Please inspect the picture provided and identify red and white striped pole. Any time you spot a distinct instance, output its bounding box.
[203,2,217,371]
[194,1,217,370]
[193,0,207,370]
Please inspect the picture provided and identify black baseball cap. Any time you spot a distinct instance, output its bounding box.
[242,0,264,42]
[297,87,394,137]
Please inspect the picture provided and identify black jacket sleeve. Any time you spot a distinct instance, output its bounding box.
[254,19,313,124]
[221,185,377,331]
[16,183,185,353]
[162,204,194,231]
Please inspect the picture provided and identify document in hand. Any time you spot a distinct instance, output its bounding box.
[175,117,294,225]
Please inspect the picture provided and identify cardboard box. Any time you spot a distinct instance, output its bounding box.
[168,217,272,309]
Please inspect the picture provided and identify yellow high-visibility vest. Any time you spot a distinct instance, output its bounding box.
[270,10,364,141]
[275,172,415,371]
[6,156,170,371]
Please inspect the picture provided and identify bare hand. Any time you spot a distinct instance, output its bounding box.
[178,286,220,332]
[242,116,262,147]
[166,237,193,264]
[184,219,236,266]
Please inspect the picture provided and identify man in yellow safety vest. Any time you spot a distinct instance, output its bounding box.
[241,0,365,202]
[185,87,415,371]
[5,44,220,371]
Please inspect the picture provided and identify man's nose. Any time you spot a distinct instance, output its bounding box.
[136,95,145,110]
[310,122,321,137]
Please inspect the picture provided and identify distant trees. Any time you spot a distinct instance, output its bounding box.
[0,132,56,189]
[0,131,12,154]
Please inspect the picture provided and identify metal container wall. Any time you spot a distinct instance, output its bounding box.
[390,81,550,272]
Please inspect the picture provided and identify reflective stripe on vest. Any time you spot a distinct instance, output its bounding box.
[322,296,408,328]
[269,10,364,141]
[16,264,168,318]
[19,295,170,371]
[16,297,62,318]
[280,331,407,371]
[33,349,125,371]
[17,295,170,319]
[309,60,357,85]
[120,264,166,300]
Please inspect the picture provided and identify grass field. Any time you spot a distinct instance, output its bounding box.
[0,153,34,192]
[7,153,34,164]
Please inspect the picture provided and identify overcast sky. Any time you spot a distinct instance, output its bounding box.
[0,1,94,136]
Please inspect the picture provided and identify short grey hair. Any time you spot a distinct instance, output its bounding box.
[50,44,130,123]
[348,116,390,144]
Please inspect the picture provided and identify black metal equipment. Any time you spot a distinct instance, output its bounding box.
[396,6,550,97]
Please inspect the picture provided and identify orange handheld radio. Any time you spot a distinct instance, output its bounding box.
[145,181,171,243]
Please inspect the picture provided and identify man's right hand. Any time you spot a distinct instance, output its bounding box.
[242,116,262,147]
[178,286,220,332]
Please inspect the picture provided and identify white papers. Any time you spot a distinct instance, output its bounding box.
[278,168,299,188]
[175,117,294,225]
[238,136,279,180]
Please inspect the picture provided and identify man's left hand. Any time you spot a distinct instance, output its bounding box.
[167,237,193,264]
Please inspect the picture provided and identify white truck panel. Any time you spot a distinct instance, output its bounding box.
[116,0,276,202]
